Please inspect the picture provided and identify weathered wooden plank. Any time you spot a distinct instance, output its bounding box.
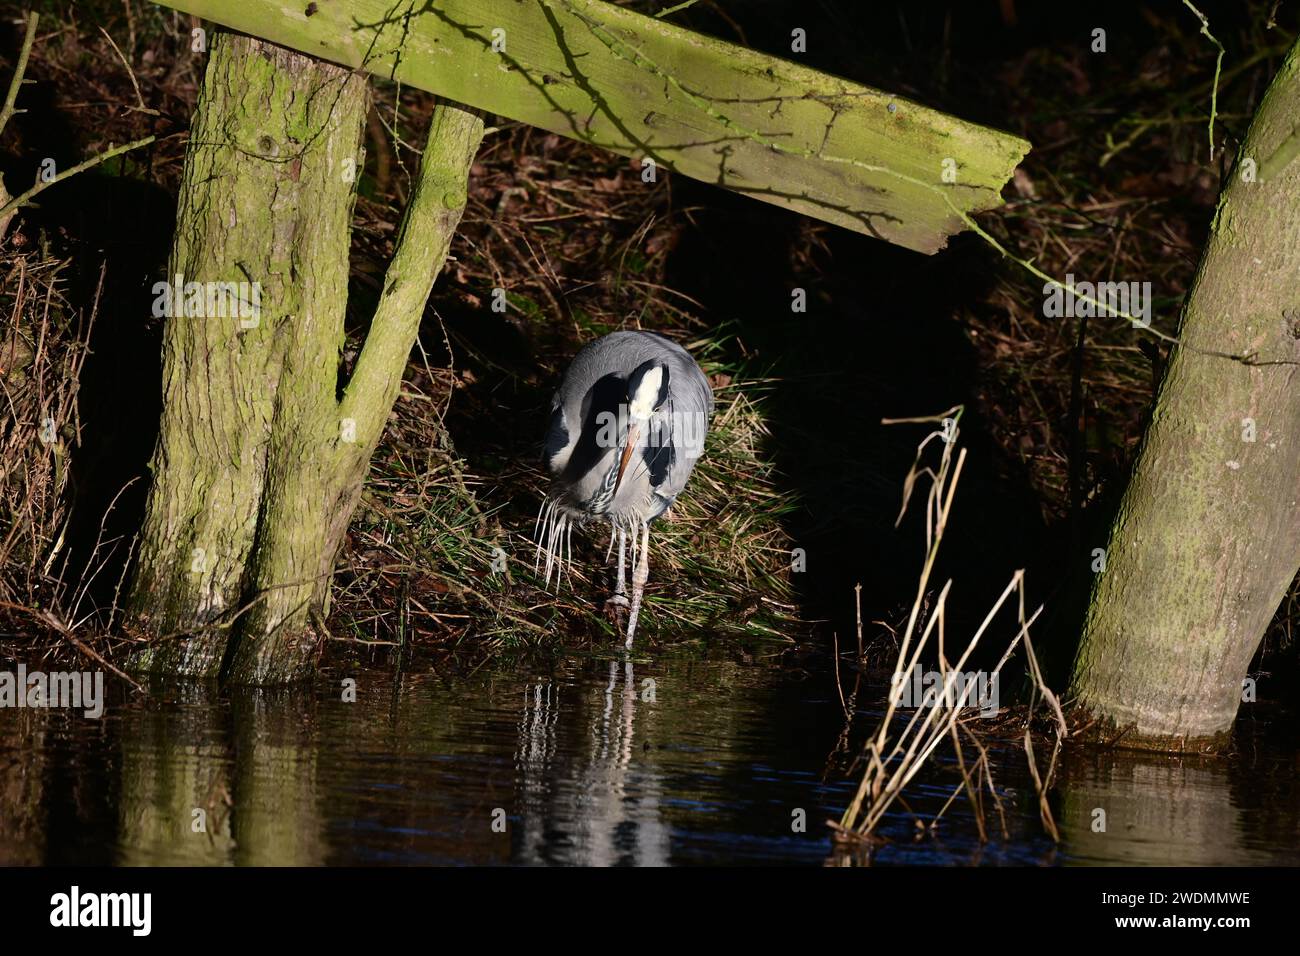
[156,0,1030,253]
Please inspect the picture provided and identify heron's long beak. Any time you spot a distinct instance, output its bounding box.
[613,422,640,495]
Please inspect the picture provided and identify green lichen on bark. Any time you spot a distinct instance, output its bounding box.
[128,29,483,683]
[1068,37,1300,750]
[227,103,484,685]
[128,31,367,676]
[150,0,1028,254]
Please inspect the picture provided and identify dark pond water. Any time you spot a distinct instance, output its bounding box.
[1,650,1297,865]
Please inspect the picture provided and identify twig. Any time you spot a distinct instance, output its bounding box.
[655,0,700,17]
[1181,0,1225,161]
[98,25,159,116]
[0,11,39,236]
[0,601,145,693]
[0,11,37,143]
[0,135,155,222]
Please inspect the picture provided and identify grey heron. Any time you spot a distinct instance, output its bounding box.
[536,331,713,646]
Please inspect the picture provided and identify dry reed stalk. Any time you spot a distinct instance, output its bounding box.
[833,406,1065,848]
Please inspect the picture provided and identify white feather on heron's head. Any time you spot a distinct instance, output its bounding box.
[626,359,670,421]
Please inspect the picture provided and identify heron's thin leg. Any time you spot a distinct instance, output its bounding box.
[625,522,651,648]
[616,527,628,597]
[605,524,629,609]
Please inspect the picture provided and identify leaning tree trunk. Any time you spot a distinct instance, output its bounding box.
[1068,39,1300,750]
[128,30,482,683]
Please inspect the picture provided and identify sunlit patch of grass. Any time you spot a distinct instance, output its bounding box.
[327,320,802,658]
[502,332,802,647]
[336,92,810,654]
[329,393,536,657]
[648,351,800,639]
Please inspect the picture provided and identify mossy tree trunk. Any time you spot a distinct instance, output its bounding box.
[128,30,482,684]
[1068,39,1300,750]
[228,103,482,684]
[127,31,365,677]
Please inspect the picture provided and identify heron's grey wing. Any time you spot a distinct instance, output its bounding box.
[543,393,574,476]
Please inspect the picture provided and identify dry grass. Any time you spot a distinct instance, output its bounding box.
[829,409,1067,855]
[328,332,801,657]
[0,246,93,651]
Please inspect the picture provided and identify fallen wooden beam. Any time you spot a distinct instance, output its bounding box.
[155,0,1030,253]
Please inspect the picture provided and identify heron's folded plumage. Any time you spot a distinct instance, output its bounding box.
[542,330,712,524]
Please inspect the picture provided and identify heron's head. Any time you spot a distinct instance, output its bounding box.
[614,359,671,494]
